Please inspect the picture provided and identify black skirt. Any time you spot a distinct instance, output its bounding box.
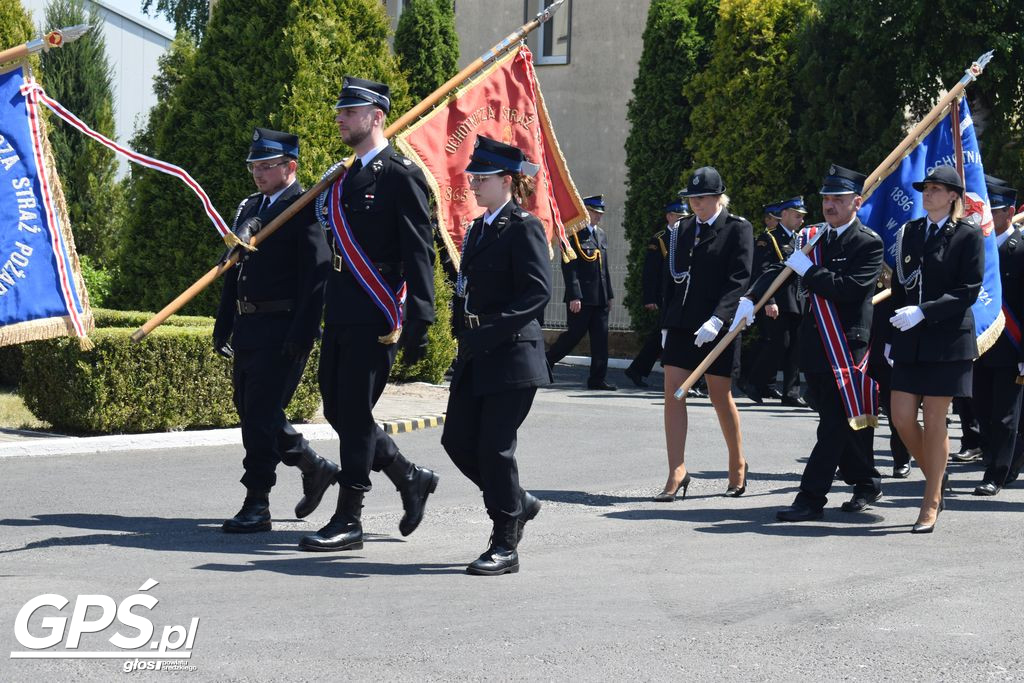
[891,359,973,398]
[660,327,738,378]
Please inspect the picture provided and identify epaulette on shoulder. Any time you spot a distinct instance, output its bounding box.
[730,213,748,222]
[390,150,414,167]
[962,213,981,228]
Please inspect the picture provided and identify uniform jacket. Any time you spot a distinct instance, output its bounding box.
[322,144,435,330]
[642,226,669,307]
[214,181,331,351]
[562,225,613,305]
[888,216,984,363]
[661,211,753,332]
[753,225,804,315]
[981,226,1024,367]
[749,219,883,373]
[452,201,552,396]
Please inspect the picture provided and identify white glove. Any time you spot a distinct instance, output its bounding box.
[889,305,925,331]
[1017,362,1023,376]
[729,297,755,332]
[693,316,723,347]
[661,328,668,347]
[785,249,813,276]
[884,343,893,367]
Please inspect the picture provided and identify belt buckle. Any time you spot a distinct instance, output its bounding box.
[332,254,344,272]
[236,301,255,314]
[465,313,480,329]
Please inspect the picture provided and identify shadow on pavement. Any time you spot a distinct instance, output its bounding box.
[0,513,406,556]
[194,557,466,578]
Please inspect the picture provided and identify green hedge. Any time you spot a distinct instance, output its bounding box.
[20,326,320,434]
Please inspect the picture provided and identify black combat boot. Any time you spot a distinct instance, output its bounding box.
[383,453,439,536]
[294,450,340,519]
[222,489,272,533]
[516,490,542,544]
[298,488,364,551]
[466,517,519,576]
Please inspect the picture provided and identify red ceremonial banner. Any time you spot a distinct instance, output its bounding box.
[394,45,587,267]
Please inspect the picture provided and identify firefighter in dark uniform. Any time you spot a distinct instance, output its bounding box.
[625,199,691,388]
[299,77,438,552]
[741,196,808,407]
[546,194,616,390]
[441,136,551,576]
[970,176,1023,495]
[215,128,333,533]
[735,164,884,521]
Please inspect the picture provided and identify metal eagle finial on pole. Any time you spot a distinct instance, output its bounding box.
[130,0,568,343]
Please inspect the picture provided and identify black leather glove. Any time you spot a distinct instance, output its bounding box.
[281,341,310,362]
[218,216,264,265]
[235,216,263,245]
[213,335,234,359]
[398,319,430,365]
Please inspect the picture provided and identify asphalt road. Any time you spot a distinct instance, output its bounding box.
[2,365,1023,681]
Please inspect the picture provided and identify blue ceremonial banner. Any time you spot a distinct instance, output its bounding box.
[859,98,1002,352]
[0,65,91,346]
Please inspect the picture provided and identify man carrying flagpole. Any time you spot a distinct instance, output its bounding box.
[732,165,884,522]
[299,76,438,552]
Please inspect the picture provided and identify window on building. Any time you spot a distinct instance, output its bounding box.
[526,0,571,65]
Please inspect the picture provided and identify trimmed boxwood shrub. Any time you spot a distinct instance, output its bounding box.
[20,326,320,434]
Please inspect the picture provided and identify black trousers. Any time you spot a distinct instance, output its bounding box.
[546,304,609,382]
[319,324,402,491]
[869,356,910,468]
[795,372,882,510]
[441,362,537,521]
[972,364,1023,485]
[627,328,662,378]
[749,312,802,398]
[233,346,316,491]
[952,396,984,451]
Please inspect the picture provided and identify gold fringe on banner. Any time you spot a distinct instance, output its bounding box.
[0,96,96,349]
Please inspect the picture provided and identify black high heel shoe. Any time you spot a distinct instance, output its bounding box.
[654,473,692,502]
[725,463,749,497]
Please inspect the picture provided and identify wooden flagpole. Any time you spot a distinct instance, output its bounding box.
[131,0,568,343]
[673,51,994,400]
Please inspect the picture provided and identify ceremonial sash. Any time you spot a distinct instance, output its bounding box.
[802,226,879,430]
[323,169,407,336]
[1002,304,1021,351]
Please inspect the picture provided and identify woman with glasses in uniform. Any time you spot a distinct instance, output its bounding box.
[440,135,551,575]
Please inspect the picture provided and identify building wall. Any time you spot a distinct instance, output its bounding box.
[390,0,651,330]
[20,0,173,162]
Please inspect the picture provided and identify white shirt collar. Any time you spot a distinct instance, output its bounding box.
[484,199,511,225]
[928,215,950,230]
[830,216,857,236]
[997,227,1014,247]
[781,225,794,238]
[263,181,295,208]
[359,140,389,169]
[699,207,723,227]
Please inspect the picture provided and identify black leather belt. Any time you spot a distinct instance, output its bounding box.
[463,313,497,329]
[332,254,403,276]
[236,299,294,314]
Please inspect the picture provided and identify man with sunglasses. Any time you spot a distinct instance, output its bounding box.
[216,127,333,534]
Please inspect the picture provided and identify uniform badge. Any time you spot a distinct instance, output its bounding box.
[829,164,837,175]
[252,130,260,141]
[371,158,384,173]
[402,158,411,166]
[692,176,699,186]
[365,194,374,200]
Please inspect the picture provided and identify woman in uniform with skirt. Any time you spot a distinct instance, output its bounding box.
[888,166,985,533]
[440,135,551,575]
[656,167,753,501]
